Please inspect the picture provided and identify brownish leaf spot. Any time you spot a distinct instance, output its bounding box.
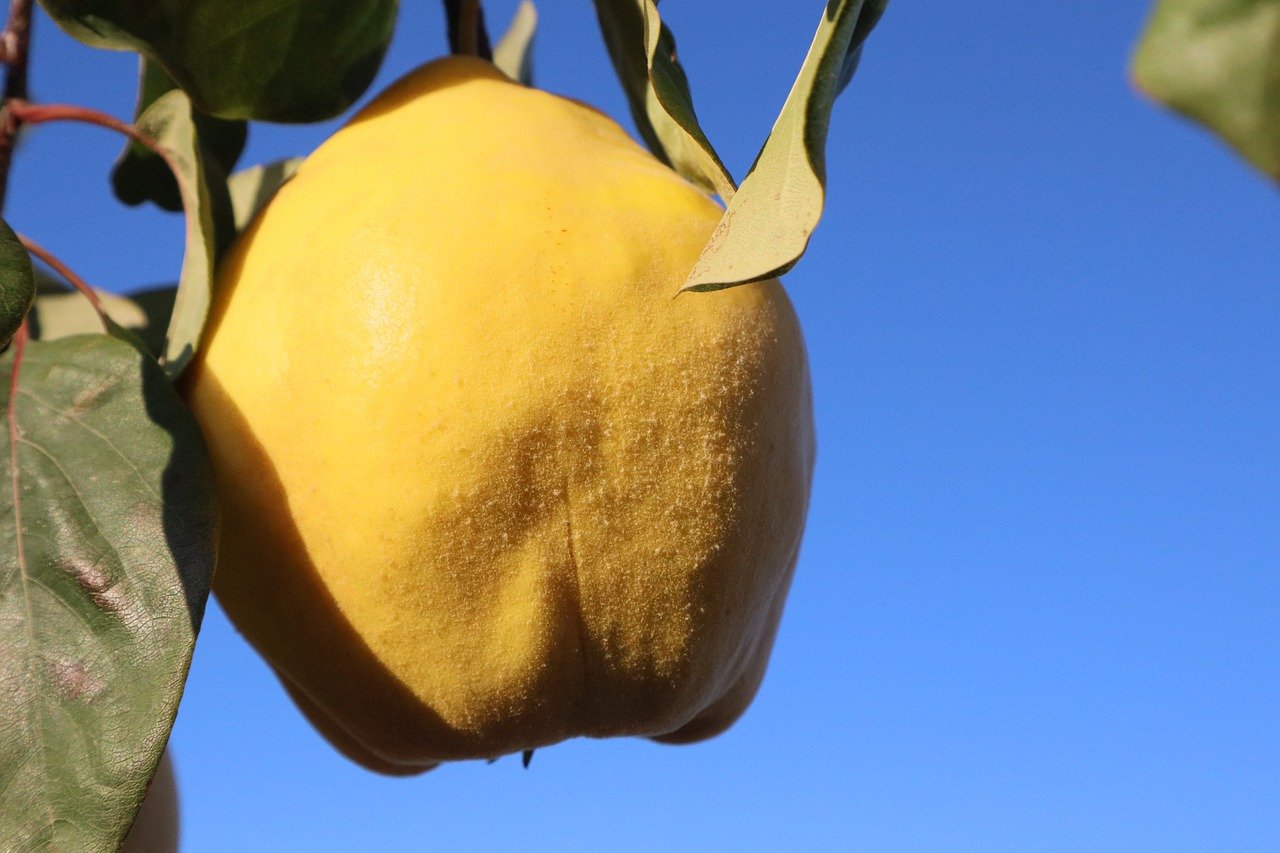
[62,555,125,615]
[46,657,107,702]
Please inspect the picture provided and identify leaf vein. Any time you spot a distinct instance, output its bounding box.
[5,335,58,835]
[17,387,163,504]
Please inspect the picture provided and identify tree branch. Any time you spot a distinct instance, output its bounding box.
[0,0,33,211]
[445,0,492,60]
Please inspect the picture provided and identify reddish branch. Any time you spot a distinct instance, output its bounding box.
[0,0,33,210]
[18,233,111,332]
[6,100,174,173]
[3,100,185,248]
[0,102,174,340]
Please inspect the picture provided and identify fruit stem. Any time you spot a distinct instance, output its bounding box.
[0,0,33,211]
[18,233,112,333]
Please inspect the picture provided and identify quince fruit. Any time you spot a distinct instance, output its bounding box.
[185,57,814,773]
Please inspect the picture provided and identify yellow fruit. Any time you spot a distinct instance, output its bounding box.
[185,56,814,773]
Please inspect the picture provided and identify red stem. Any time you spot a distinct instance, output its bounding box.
[18,233,111,332]
[7,100,149,145]
[5,101,180,191]
[0,0,33,211]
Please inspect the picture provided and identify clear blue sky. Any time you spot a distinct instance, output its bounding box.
[9,2,1279,850]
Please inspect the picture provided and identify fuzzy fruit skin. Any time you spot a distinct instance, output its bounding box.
[185,57,814,773]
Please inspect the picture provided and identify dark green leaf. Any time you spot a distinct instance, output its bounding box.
[128,90,234,378]
[494,1,538,85]
[0,334,215,851]
[113,57,247,212]
[683,0,888,292]
[228,159,304,232]
[36,0,398,122]
[1132,0,1280,179]
[0,220,34,350]
[592,0,735,199]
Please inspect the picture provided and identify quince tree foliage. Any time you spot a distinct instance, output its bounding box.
[0,0,888,849]
[1133,0,1280,181]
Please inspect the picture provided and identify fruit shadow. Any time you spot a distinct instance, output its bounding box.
[192,373,452,775]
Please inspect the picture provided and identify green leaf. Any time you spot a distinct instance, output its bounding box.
[1132,0,1280,179]
[113,57,248,213]
[36,0,398,122]
[592,0,736,199]
[683,0,888,292]
[494,1,538,85]
[227,159,304,232]
[30,285,176,360]
[0,333,215,851]
[0,220,34,350]
[130,90,234,378]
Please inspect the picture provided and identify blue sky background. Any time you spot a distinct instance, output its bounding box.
[8,2,1279,850]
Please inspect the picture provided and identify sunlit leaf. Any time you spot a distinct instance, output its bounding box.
[30,285,176,360]
[592,0,735,199]
[227,159,304,232]
[0,333,215,851]
[683,0,887,292]
[37,0,398,122]
[1132,0,1280,179]
[112,57,247,212]
[494,1,537,85]
[129,90,234,377]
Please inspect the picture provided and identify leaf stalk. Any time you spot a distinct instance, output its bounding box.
[17,233,112,332]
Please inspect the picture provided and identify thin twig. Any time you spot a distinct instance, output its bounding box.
[5,101,182,198]
[18,233,112,333]
[0,0,34,211]
[6,100,168,161]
